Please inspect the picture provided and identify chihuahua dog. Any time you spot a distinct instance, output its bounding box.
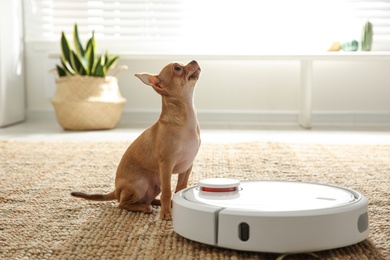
[71,60,201,220]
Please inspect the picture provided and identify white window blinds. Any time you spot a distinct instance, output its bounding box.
[24,0,183,40]
[23,0,390,53]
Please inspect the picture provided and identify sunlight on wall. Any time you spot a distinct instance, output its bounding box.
[181,0,364,53]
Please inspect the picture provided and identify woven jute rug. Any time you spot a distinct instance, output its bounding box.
[1,140,389,260]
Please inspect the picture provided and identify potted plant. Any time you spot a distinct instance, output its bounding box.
[51,24,127,130]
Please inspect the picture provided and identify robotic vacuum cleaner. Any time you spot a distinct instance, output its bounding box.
[172,179,369,253]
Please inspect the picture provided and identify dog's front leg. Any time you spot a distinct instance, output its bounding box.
[159,163,173,220]
[175,165,192,193]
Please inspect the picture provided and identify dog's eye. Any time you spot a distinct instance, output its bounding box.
[174,66,182,71]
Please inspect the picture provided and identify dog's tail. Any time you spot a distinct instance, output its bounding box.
[70,191,116,201]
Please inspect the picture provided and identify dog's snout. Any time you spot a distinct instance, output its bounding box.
[189,60,199,68]
[189,60,200,71]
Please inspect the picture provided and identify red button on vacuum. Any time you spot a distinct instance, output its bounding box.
[198,178,240,193]
[200,187,238,192]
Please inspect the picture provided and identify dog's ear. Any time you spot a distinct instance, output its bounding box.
[135,73,167,95]
[135,73,159,87]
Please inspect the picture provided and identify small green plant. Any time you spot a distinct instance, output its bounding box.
[56,24,119,77]
[361,21,373,51]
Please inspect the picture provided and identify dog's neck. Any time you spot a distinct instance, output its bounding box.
[159,93,197,126]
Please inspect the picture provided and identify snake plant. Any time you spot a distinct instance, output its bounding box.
[56,24,119,77]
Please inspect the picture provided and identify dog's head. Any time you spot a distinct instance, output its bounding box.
[135,60,201,97]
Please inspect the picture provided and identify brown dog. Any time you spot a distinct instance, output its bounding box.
[71,60,201,220]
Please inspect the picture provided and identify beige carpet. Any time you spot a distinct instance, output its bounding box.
[1,140,389,260]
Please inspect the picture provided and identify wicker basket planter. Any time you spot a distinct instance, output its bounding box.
[51,75,126,130]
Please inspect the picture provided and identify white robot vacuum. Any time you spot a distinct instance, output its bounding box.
[172,178,369,253]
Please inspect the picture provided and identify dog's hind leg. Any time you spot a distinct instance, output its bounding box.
[117,188,153,213]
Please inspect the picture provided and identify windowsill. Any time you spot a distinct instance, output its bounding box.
[48,51,390,61]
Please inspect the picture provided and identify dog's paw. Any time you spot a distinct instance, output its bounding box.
[142,205,153,214]
[160,211,172,220]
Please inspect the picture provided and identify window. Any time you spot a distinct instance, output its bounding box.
[24,0,183,40]
[23,0,390,53]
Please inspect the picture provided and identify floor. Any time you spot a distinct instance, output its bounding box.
[1,119,390,144]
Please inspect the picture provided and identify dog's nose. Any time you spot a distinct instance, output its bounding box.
[189,60,200,71]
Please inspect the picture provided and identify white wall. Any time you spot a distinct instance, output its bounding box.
[0,0,25,127]
[25,42,390,127]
